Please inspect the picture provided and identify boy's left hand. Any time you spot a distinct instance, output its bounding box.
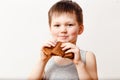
[61,42,82,64]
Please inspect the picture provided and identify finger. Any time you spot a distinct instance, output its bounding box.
[43,43,52,48]
[62,46,71,51]
[48,40,57,47]
[43,40,57,48]
[63,53,74,59]
[64,49,75,54]
[61,43,75,51]
[61,42,69,47]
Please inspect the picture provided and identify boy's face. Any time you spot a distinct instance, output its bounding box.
[50,13,83,43]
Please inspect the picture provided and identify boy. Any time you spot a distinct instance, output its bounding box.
[29,0,98,80]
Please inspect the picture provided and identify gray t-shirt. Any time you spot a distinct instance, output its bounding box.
[44,50,86,80]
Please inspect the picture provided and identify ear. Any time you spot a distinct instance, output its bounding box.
[78,24,84,35]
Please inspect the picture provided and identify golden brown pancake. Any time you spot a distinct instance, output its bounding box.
[42,42,74,59]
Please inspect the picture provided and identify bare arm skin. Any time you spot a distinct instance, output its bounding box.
[75,51,98,80]
[28,40,56,80]
[61,42,98,80]
[28,52,49,80]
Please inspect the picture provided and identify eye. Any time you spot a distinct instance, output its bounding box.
[54,24,60,27]
[67,24,74,27]
[68,24,74,26]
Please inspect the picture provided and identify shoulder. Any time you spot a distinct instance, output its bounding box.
[80,50,96,64]
[85,51,97,69]
[86,51,96,62]
[85,51,98,79]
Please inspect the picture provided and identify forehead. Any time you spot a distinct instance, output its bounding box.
[51,12,77,21]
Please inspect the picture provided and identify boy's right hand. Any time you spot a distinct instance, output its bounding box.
[40,40,57,63]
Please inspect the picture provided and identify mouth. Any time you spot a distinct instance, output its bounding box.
[58,36,68,39]
[57,35,70,42]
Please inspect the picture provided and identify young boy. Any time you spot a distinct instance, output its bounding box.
[29,0,98,80]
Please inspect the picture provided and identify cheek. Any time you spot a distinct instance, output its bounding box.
[70,29,79,36]
[51,29,58,36]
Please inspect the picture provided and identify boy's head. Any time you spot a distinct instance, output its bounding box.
[48,0,83,26]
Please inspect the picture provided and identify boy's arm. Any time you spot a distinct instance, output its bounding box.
[86,51,98,80]
[75,51,98,80]
[28,59,46,80]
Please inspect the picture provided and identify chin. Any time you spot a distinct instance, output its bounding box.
[57,38,76,43]
[57,39,69,43]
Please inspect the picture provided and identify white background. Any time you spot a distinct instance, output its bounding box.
[0,0,120,79]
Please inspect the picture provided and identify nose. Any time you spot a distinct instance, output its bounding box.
[60,26,67,33]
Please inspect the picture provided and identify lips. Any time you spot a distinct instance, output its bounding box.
[59,36,68,39]
[59,35,68,37]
